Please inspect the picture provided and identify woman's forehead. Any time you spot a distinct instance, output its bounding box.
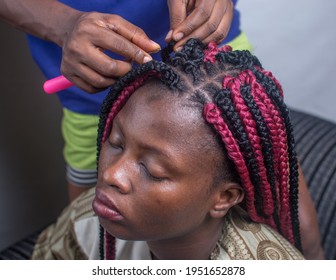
[116,82,218,154]
[113,82,223,175]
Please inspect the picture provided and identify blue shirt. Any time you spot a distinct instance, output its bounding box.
[27,0,240,115]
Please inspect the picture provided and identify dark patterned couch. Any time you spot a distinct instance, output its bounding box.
[291,110,336,260]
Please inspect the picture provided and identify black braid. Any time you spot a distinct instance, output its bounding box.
[240,84,280,230]
[99,225,104,260]
[216,50,262,71]
[161,41,176,63]
[214,89,265,217]
[253,70,301,250]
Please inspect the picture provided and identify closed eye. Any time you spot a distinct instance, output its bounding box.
[140,163,166,182]
[108,139,123,151]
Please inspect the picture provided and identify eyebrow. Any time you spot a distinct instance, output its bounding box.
[138,142,173,161]
[113,116,178,170]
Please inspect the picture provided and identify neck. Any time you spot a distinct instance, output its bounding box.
[147,220,223,260]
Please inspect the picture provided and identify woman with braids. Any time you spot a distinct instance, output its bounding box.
[32,39,322,260]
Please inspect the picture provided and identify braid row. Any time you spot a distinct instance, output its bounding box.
[254,69,301,249]
[203,102,264,223]
[170,39,205,82]
[201,41,300,248]
[223,75,275,218]
[214,89,265,217]
[241,69,293,241]
[238,82,280,230]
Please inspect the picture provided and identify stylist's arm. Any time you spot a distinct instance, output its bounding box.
[0,0,160,93]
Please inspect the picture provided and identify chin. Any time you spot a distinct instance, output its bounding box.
[99,217,146,241]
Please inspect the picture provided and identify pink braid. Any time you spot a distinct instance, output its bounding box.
[203,103,266,224]
[204,42,232,63]
[257,67,284,98]
[243,69,294,243]
[223,76,275,220]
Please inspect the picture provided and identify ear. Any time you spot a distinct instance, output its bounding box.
[209,182,244,219]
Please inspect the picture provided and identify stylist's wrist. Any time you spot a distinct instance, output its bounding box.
[51,9,83,47]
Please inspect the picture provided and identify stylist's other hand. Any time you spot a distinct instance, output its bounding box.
[61,12,160,93]
[166,0,233,50]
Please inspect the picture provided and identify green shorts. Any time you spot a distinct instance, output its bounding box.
[62,108,99,187]
[62,32,252,187]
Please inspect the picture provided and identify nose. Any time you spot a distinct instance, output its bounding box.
[101,155,133,194]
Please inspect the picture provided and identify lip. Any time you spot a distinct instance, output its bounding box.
[92,188,124,221]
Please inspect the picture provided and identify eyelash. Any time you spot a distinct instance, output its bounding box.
[108,140,165,182]
[140,163,165,182]
[108,140,123,150]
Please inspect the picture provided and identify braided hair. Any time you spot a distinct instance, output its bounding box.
[97,39,301,259]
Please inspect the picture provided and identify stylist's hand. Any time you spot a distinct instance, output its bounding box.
[61,12,160,93]
[166,0,234,50]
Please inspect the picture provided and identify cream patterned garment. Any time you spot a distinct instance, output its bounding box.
[32,188,304,260]
[210,207,304,260]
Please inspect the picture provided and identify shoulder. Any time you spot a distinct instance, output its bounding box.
[213,207,305,260]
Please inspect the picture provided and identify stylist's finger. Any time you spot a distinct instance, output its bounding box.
[62,12,160,67]
[167,0,216,43]
[66,73,117,94]
[165,0,192,42]
[202,4,233,45]
[174,0,233,49]
[101,14,161,56]
[86,14,160,64]
[62,54,131,93]
[61,12,160,91]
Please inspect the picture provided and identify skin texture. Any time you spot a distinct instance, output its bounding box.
[93,83,244,260]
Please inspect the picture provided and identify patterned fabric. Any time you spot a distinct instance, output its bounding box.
[32,189,96,260]
[30,188,303,260]
[291,109,336,260]
[211,207,303,260]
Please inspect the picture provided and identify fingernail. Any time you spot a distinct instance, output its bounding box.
[143,55,152,63]
[150,40,161,53]
[174,32,184,41]
[165,30,173,41]
[175,46,183,52]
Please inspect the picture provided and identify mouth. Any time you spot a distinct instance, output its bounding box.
[92,188,123,221]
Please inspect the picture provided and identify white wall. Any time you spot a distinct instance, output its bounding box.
[237,0,336,123]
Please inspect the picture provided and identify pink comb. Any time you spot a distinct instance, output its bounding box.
[43,75,74,94]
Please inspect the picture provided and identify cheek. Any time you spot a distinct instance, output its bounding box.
[136,183,207,220]
[132,186,184,220]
